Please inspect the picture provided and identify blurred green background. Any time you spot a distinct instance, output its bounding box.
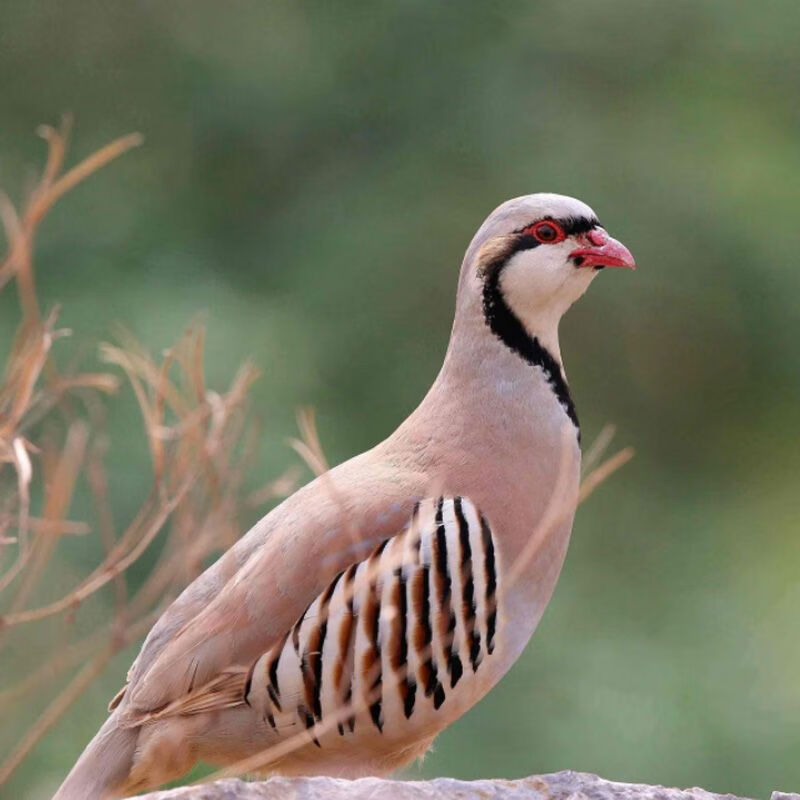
[2,1,799,798]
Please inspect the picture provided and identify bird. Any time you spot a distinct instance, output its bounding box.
[54,193,635,799]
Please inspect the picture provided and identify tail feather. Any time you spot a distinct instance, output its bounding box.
[52,713,138,800]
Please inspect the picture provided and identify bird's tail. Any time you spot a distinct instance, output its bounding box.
[52,712,139,800]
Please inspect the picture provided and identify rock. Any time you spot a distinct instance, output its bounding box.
[134,769,777,800]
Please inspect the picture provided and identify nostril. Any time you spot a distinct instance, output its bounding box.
[587,229,607,246]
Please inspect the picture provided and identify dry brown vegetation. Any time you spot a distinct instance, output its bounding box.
[0,121,631,794]
[0,120,298,787]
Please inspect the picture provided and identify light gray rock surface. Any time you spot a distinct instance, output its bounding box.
[135,770,799,800]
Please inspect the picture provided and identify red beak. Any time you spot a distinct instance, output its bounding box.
[569,229,636,270]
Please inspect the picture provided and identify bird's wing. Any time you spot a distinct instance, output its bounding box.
[113,505,280,709]
[120,458,420,719]
[121,496,500,738]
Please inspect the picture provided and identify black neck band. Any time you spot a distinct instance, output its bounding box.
[480,239,580,436]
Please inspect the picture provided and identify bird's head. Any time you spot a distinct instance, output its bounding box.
[456,193,635,361]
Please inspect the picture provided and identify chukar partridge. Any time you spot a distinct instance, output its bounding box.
[54,193,635,799]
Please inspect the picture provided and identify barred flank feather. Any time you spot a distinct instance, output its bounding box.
[238,497,499,743]
[113,497,500,759]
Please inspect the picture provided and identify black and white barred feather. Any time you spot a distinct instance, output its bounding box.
[243,496,499,744]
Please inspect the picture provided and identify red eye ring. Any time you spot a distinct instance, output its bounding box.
[524,220,566,244]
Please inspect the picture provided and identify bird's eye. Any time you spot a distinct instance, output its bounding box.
[526,220,566,244]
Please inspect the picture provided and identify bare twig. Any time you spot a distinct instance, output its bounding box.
[288,406,329,477]
[0,124,270,789]
[578,447,635,504]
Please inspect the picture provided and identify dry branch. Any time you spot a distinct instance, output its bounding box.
[0,124,280,788]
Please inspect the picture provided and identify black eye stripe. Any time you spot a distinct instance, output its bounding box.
[514,215,600,238]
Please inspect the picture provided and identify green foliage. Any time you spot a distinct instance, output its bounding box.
[1,1,799,797]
